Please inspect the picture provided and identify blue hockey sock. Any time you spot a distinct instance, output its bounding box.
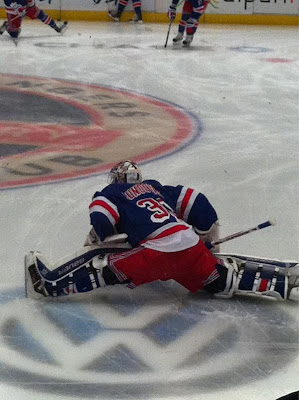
[37,10,56,28]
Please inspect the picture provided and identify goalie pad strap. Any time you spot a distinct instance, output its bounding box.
[212,256,289,300]
[237,265,287,299]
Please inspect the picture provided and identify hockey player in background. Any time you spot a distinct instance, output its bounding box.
[25,161,299,301]
[168,0,210,46]
[0,0,68,45]
[108,0,143,23]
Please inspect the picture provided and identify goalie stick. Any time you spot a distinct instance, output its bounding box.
[207,220,275,249]
[101,220,276,250]
[164,0,186,49]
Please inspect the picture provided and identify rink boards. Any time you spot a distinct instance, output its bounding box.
[0,0,298,25]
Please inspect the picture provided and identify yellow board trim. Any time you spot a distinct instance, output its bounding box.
[203,13,299,25]
[0,8,298,25]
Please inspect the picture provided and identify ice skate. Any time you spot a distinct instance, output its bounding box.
[108,10,120,22]
[129,14,143,24]
[172,32,183,43]
[55,21,69,34]
[182,34,193,46]
[25,251,49,299]
[0,20,8,35]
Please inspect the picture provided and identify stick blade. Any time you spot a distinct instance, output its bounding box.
[258,220,275,229]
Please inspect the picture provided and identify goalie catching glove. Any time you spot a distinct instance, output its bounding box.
[84,227,101,246]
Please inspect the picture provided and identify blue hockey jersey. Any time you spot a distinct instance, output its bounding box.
[4,0,27,12]
[89,179,218,249]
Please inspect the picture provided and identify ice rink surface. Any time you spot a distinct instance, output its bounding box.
[0,20,298,400]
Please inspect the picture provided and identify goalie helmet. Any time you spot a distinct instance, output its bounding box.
[108,160,142,184]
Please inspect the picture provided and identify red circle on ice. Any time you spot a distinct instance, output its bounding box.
[0,74,201,189]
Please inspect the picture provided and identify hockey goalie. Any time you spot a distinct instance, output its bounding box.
[25,161,299,301]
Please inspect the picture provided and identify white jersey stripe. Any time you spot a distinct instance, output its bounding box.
[92,195,119,215]
[176,187,188,217]
[89,195,120,225]
[182,189,198,221]
[145,222,189,240]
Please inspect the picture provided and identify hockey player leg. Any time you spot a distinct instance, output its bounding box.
[183,18,198,46]
[25,246,125,299]
[222,254,299,300]
[173,21,185,43]
[0,21,8,35]
[182,32,194,46]
[108,0,127,21]
[205,255,299,300]
[5,13,22,44]
[173,32,184,43]
[182,2,201,47]
[54,21,69,34]
[130,0,143,23]
[108,10,121,21]
[174,0,191,44]
[27,6,69,34]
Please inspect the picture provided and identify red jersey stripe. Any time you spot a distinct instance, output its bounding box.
[179,188,193,219]
[90,200,120,223]
[140,224,189,244]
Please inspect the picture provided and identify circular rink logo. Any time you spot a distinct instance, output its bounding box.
[0,74,201,189]
[0,284,297,398]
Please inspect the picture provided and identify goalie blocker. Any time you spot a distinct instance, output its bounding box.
[25,246,298,301]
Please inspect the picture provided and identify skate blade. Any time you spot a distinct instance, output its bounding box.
[59,22,69,35]
[24,253,46,300]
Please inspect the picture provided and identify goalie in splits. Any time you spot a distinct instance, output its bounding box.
[0,0,68,45]
[25,160,298,301]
